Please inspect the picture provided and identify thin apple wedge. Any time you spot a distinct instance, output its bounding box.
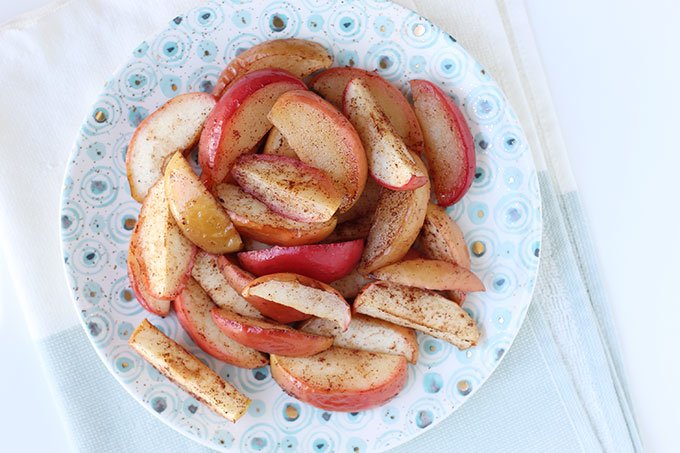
[174,278,268,368]
[419,203,470,269]
[262,127,297,158]
[343,78,427,190]
[242,273,351,330]
[354,282,479,350]
[270,347,407,412]
[300,314,418,363]
[410,79,475,206]
[329,269,373,299]
[370,259,484,292]
[129,319,250,422]
[211,308,333,357]
[231,154,342,223]
[126,93,216,202]
[212,39,332,97]
[127,242,171,317]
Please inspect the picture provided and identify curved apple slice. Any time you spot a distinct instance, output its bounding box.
[215,183,336,246]
[126,93,216,202]
[270,347,407,412]
[262,127,297,158]
[199,69,307,186]
[174,278,268,368]
[336,176,381,224]
[410,79,475,206]
[211,308,333,357]
[268,90,367,213]
[370,259,484,292]
[237,239,363,283]
[328,269,374,300]
[309,67,424,153]
[231,154,342,223]
[127,243,171,317]
[212,39,332,97]
[419,203,470,269]
[242,273,351,330]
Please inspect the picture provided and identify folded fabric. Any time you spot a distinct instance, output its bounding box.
[0,0,641,451]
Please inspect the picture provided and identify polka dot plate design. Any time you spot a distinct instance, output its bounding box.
[60,1,542,451]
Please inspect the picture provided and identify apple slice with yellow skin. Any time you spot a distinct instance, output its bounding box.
[231,154,342,223]
[268,90,367,213]
[262,127,297,158]
[343,78,427,190]
[329,269,373,300]
[354,281,480,350]
[126,93,216,202]
[212,39,332,97]
[164,152,242,254]
[215,183,336,246]
[242,273,351,330]
[199,69,307,186]
[127,242,171,317]
[174,278,268,368]
[270,346,407,412]
[211,308,333,357]
[369,259,484,292]
[309,67,424,154]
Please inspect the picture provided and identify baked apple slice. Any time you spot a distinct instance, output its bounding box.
[369,259,484,292]
[410,79,475,206]
[199,69,306,186]
[212,39,332,97]
[127,242,171,317]
[329,269,373,300]
[262,127,297,158]
[321,216,372,244]
[129,319,250,422]
[126,93,216,202]
[270,347,407,412]
[419,203,470,269]
[211,308,333,357]
[336,176,381,224]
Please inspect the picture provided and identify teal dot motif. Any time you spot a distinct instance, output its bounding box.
[329,6,368,43]
[280,435,298,452]
[248,400,266,417]
[373,16,394,37]
[117,322,134,340]
[336,49,359,67]
[133,41,149,57]
[347,437,368,452]
[212,430,234,449]
[415,410,433,428]
[409,55,427,73]
[82,281,103,304]
[259,3,301,39]
[183,397,201,417]
[382,406,400,424]
[127,105,148,128]
[467,201,489,225]
[232,10,252,28]
[85,142,106,161]
[465,85,506,125]
[423,372,443,393]
[307,14,324,32]
[197,40,218,62]
[159,74,182,97]
[402,13,440,48]
[282,402,301,421]
[88,214,105,233]
[494,126,527,160]
[270,13,289,32]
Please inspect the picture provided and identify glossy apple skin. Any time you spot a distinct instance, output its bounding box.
[199,69,307,186]
[211,308,333,357]
[410,79,475,206]
[237,239,363,283]
[217,255,311,323]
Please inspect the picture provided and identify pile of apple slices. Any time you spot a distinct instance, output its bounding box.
[125,38,483,420]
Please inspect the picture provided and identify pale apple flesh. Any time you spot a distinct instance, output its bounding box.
[329,269,373,299]
[336,176,381,224]
[127,242,171,317]
[321,216,372,244]
[262,127,297,158]
[419,203,471,269]
[369,259,484,292]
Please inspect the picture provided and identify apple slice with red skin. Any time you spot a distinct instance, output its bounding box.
[211,308,333,357]
[410,79,475,206]
[174,277,268,368]
[199,69,307,186]
[237,239,363,283]
[369,259,485,292]
[127,243,171,317]
[270,346,408,412]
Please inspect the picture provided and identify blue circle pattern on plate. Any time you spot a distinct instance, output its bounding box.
[59,1,542,452]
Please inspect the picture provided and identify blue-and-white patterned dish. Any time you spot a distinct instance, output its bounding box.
[60,1,541,451]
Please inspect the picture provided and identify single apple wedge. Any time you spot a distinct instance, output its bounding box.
[309,67,424,154]
[212,39,332,97]
[337,176,381,224]
[199,69,307,186]
[135,179,196,299]
[164,152,242,254]
[231,154,342,223]
[370,259,484,292]
[215,183,336,246]
[242,273,351,330]
[127,93,216,202]
[329,269,374,300]
[343,78,427,190]
[211,308,333,357]
[354,282,480,350]
[300,314,418,363]
[127,243,171,317]
[262,127,297,158]
[174,278,268,368]
[321,216,372,244]
[217,256,311,323]
[268,90,367,213]
[129,319,250,422]
[358,154,430,274]
[270,346,407,412]
[237,239,363,283]
[419,203,471,269]
[410,79,475,206]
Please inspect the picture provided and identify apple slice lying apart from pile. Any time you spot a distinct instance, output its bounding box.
[211,308,333,357]
[270,347,408,412]
[343,79,427,190]
[237,239,363,283]
[126,93,216,202]
[242,273,351,330]
[355,282,480,350]
[212,39,333,97]
[231,154,342,223]
[268,90,367,213]
[309,67,424,154]
[370,259,485,292]
[199,69,307,186]
[262,127,297,158]
[300,314,418,363]
[129,319,250,422]
[410,79,475,207]
[127,242,171,317]
[329,269,373,299]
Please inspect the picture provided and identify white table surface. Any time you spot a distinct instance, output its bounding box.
[1,1,678,451]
